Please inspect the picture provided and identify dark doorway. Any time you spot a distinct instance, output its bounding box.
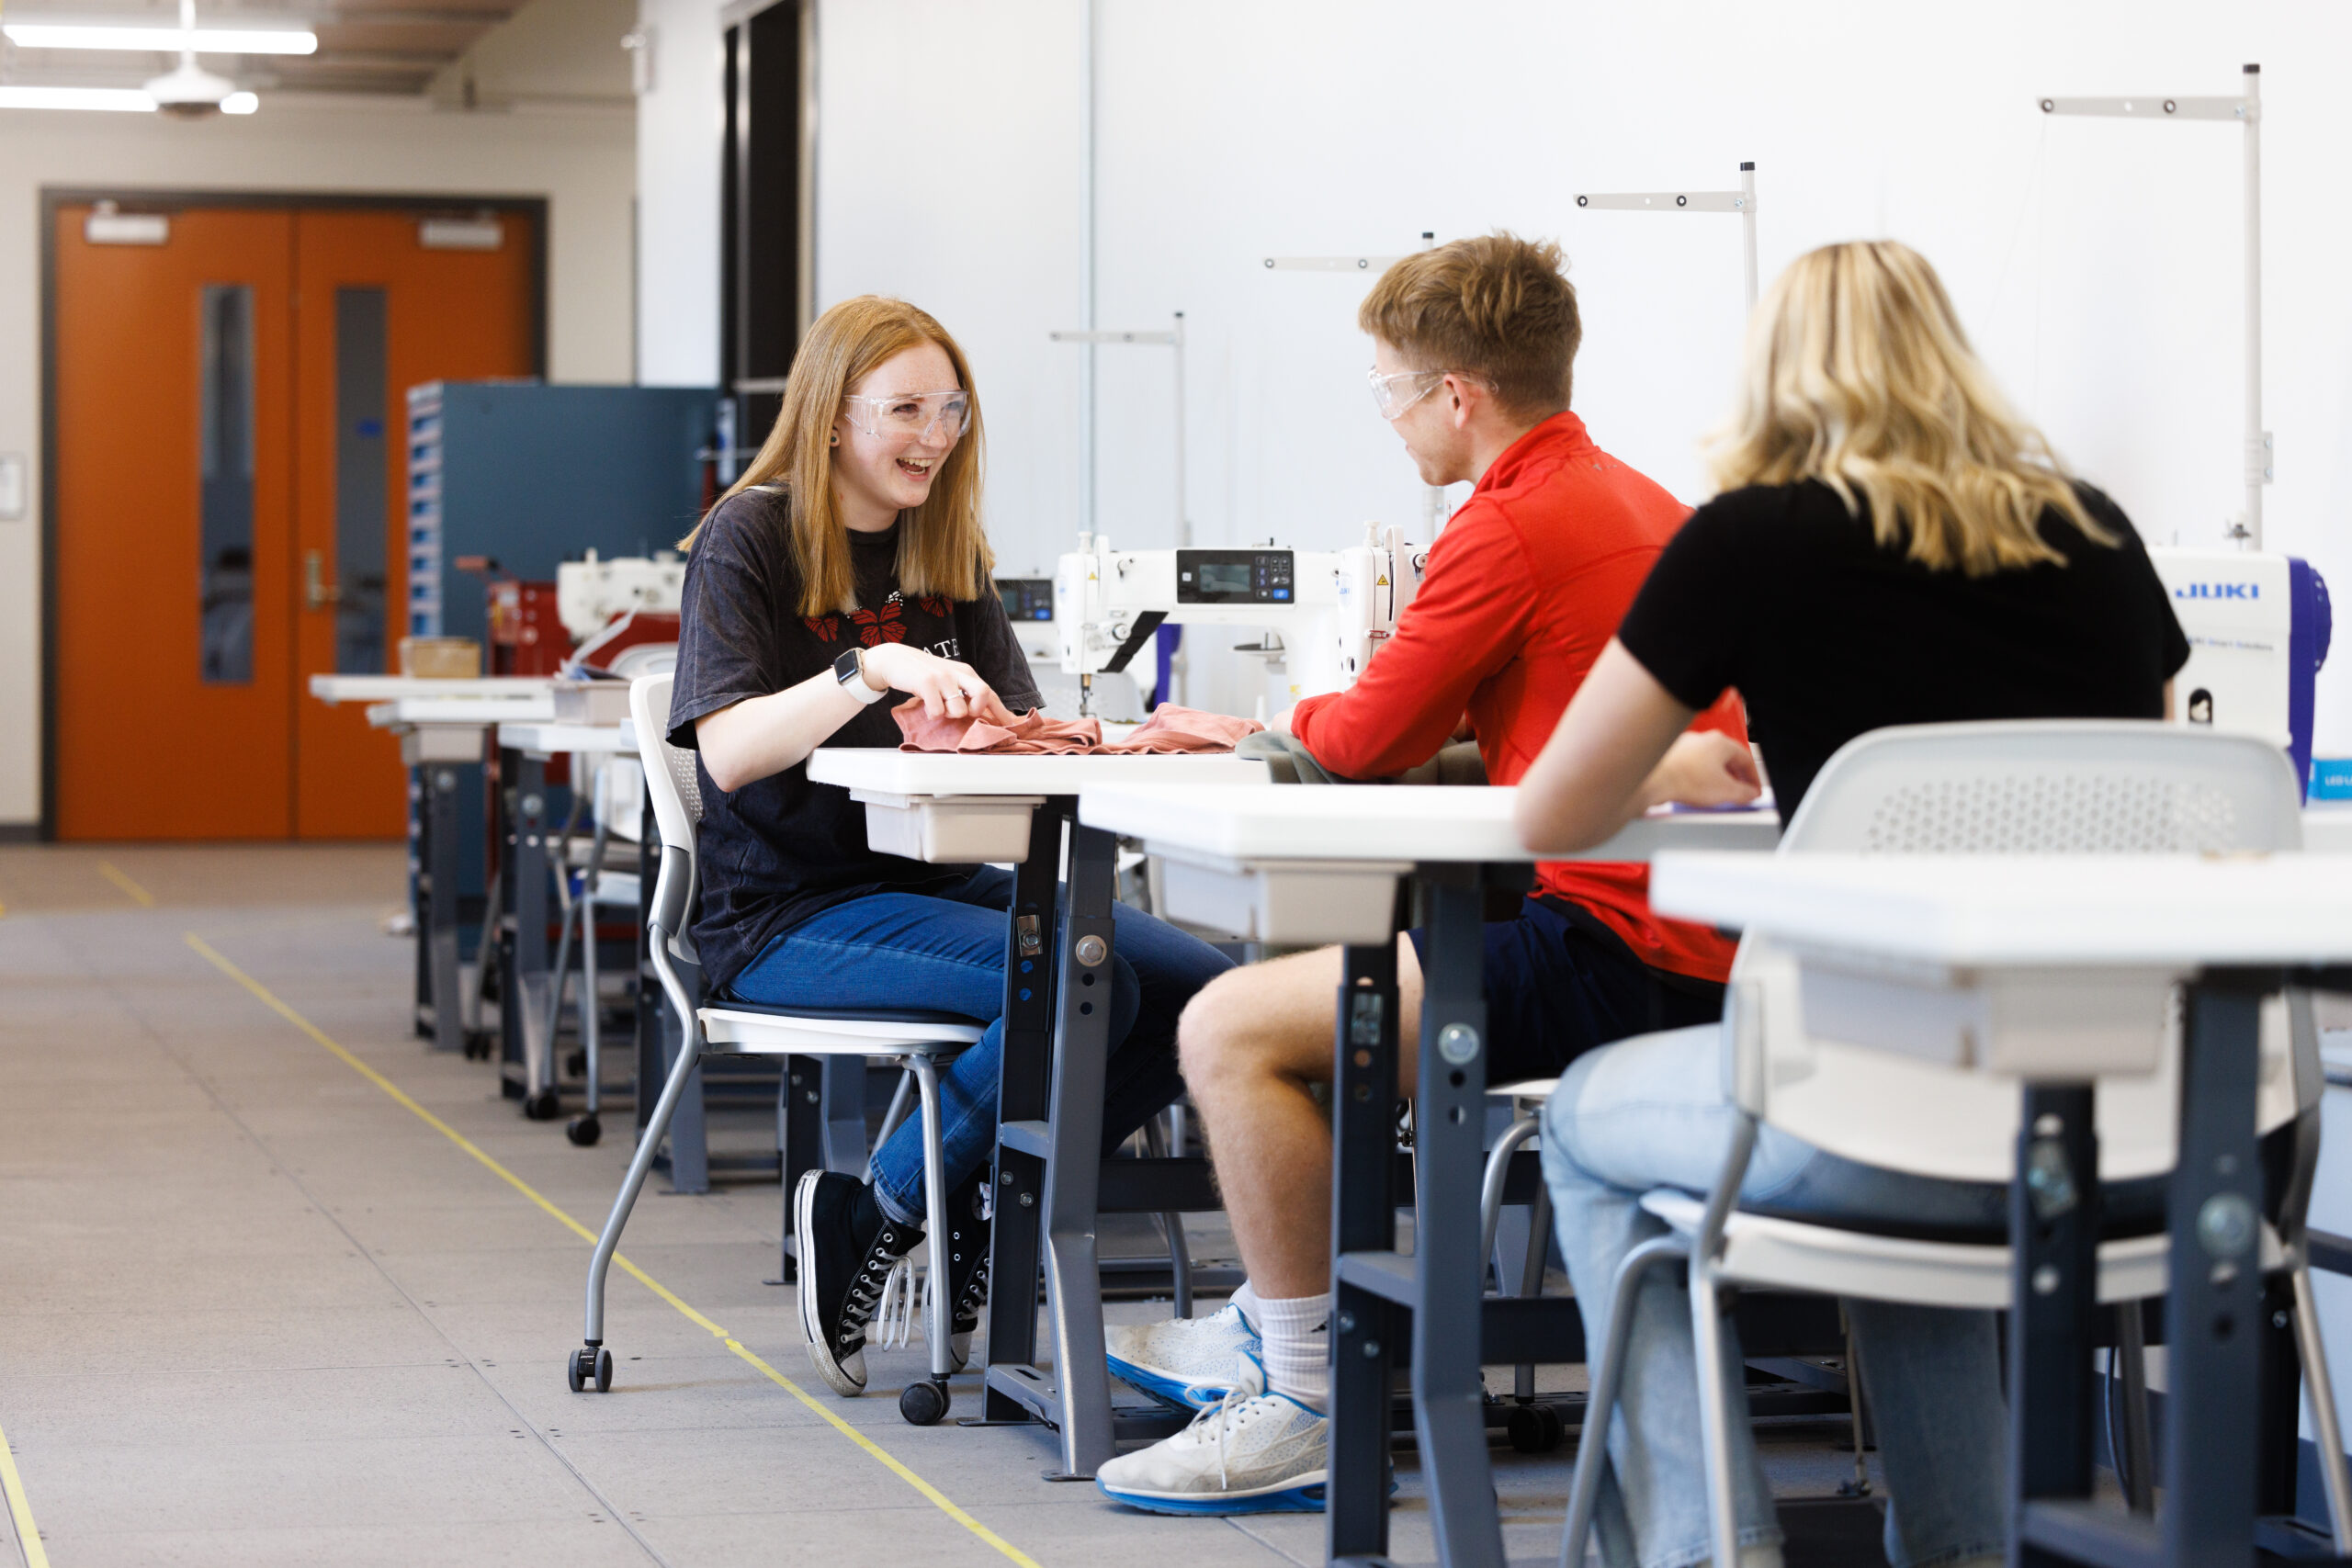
[721,0,814,464]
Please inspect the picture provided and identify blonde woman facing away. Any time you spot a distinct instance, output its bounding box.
[667,296,1230,1402]
[1516,242,2188,1568]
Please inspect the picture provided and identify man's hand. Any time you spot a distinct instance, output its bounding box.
[861,643,1017,723]
[1643,730,1762,811]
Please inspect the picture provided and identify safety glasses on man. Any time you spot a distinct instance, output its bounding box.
[1366,365,1448,421]
[842,389,971,442]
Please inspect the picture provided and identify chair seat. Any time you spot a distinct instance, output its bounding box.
[698,1000,986,1056]
[1640,1188,2285,1310]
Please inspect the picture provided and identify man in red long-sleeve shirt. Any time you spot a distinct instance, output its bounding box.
[1096,233,1761,1516]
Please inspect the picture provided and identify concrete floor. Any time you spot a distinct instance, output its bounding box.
[0,844,1892,1568]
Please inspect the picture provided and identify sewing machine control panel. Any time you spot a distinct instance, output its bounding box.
[1176,549,1295,604]
[995,577,1056,622]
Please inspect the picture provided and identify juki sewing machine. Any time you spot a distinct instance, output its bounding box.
[2146,546,2331,797]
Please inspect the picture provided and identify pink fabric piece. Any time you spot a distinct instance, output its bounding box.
[893,701,1261,756]
[1102,705,1264,754]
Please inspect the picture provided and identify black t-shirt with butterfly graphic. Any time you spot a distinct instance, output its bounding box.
[666,485,1042,994]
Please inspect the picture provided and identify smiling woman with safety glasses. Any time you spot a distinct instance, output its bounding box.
[664,294,1233,1404]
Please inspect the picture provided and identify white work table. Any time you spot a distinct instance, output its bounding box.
[497,719,641,759]
[1079,783,1779,945]
[310,673,554,705]
[806,747,1270,865]
[800,743,1277,1479]
[1652,851,2352,971]
[1071,777,1781,1562]
[1648,848,2352,1568]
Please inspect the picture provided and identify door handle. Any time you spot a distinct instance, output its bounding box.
[304,548,343,611]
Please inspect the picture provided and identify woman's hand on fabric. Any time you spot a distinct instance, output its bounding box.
[861,643,1015,723]
[1643,730,1762,810]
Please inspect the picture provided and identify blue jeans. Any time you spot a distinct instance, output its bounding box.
[1541,1024,2007,1568]
[725,866,1234,1226]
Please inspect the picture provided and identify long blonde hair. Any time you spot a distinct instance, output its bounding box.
[682,295,993,615]
[1709,240,2109,575]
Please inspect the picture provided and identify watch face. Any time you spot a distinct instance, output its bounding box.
[834,649,863,684]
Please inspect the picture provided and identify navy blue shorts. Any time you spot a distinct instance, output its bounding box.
[1406,896,1725,1086]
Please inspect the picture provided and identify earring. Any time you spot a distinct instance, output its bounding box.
[830,432,840,446]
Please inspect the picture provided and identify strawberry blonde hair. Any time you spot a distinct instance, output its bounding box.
[682,295,993,615]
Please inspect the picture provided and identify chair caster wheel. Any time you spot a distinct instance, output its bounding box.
[568,1346,612,1393]
[566,1050,587,1078]
[899,1379,950,1426]
[1506,1402,1563,1454]
[462,1032,493,1061]
[566,1113,602,1147]
[524,1088,561,1122]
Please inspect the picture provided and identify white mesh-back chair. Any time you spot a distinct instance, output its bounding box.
[570,674,986,1426]
[1561,721,2352,1567]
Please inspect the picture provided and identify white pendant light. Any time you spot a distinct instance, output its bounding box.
[142,0,236,116]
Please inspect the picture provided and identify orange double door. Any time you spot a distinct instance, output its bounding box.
[51,202,537,840]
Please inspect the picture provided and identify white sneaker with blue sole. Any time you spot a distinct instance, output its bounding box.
[1104,1301,1261,1411]
[1095,1353,1327,1516]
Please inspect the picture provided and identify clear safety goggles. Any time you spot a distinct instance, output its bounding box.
[842,389,971,443]
[1368,366,1448,421]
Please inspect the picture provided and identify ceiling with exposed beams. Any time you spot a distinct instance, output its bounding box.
[1,0,529,98]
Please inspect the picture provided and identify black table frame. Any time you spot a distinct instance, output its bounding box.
[2014,966,2352,1568]
[977,806,1221,1476]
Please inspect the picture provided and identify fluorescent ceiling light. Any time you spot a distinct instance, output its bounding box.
[0,85,156,111]
[2,22,317,54]
[221,90,257,113]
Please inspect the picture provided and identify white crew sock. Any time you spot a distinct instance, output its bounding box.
[1255,1289,1331,1412]
[1228,1279,1264,1334]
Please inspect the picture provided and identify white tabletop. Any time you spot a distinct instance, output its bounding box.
[807,748,1270,797]
[498,720,641,757]
[311,674,553,705]
[1651,851,2352,969]
[365,694,557,728]
[2304,805,2352,854]
[1079,783,1780,865]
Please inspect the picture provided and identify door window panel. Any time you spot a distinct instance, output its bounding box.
[198,283,255,684]
[334,286,389,672]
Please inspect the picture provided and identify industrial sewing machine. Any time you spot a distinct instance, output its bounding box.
[1054,525,1425,716]
[557,550,687,643]
[2146,546,2331,797]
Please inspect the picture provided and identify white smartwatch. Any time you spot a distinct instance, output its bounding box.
[833,647,888,705]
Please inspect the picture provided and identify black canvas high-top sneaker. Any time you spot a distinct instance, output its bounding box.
[938,1168,991,1371]
[794,1170,923,1396]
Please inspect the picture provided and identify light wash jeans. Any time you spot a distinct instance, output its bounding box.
[724,866,1233,1226]
[1541,1024,2009,1568]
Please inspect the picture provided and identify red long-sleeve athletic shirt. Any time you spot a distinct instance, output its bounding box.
[1290,411,1744,983]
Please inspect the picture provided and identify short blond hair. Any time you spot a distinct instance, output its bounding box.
[1358,232,1579,420]
[682,295,993,615]
[1710,241,2109,575]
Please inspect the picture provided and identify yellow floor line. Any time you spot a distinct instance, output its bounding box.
[95,862,154,908]
[183,933,1040,1568]
[0,1412,52,1568]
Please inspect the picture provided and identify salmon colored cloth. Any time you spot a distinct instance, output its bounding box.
[894,702,1262,756]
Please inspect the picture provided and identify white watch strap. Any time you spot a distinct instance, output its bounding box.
[844,651,888,705]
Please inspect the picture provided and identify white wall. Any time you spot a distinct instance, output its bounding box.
[635,0,2352,727]
[632,0,726,386]
[0,96,635,830]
